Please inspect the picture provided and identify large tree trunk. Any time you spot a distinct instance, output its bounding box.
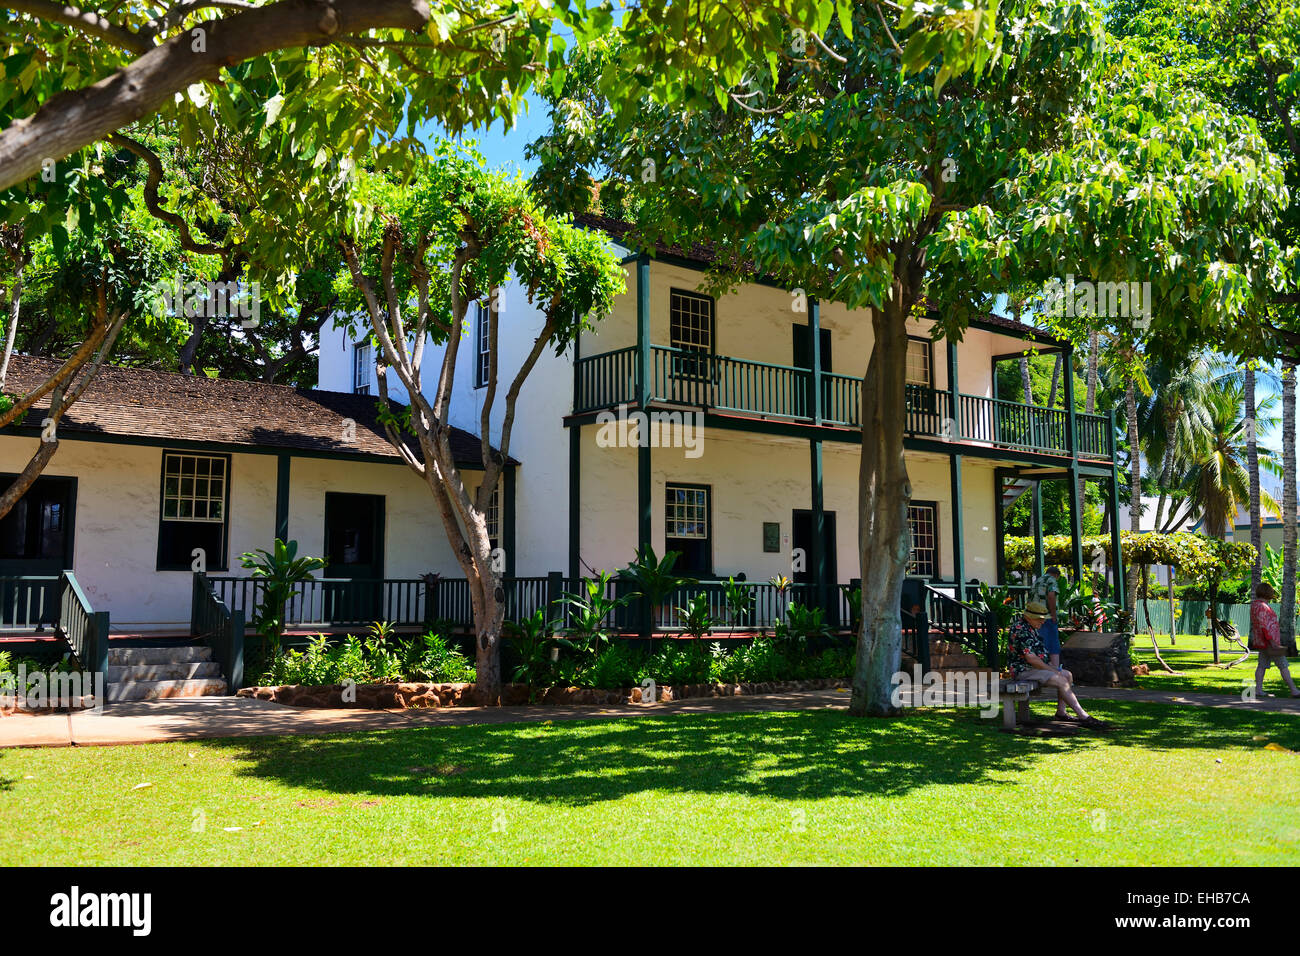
[1281,359,1296,645]
[1125,376,1142,609]
[1246,365,1262,593]
[850,297,914,718]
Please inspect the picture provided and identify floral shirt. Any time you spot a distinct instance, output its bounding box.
[1030,573,1059,618]
[1006,617,1047,677]
[1250,599,1282,651]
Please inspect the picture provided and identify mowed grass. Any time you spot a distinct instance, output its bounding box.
[1132,649,1300,697]
[3,702,1299,866]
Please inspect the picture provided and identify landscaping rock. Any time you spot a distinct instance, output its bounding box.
[237,674,850,710]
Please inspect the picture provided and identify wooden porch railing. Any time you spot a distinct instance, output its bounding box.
[192,572,244,690]
[207,575,430,629]
[58,571,109,674]
[0,574,61,630]
[574,345,1115,460]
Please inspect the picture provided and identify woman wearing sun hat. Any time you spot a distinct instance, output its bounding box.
[1006,599,1110,729]
[1250,582,1300,698]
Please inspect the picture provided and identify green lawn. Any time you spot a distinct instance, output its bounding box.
[3,702,1299,866]
[1132,649,1299,697]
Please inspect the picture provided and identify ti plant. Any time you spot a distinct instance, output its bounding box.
[239,538,326,660]
[619,545,696,634]
[504,607,571,693]
[558,571,631,663]
[723,576,755,632]
[676,591,717,640]
[774,602,834,650]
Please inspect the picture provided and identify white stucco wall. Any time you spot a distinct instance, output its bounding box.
[0,436,278,630]
[314,252,1035,591]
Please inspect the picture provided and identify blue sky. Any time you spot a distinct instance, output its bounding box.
[420,93,548,177]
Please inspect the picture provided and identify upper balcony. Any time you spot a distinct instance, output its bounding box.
[572,344,1114,462]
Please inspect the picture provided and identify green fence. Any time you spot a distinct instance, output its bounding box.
[1132,599,1291,637]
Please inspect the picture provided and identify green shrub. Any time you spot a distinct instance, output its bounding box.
[640,642,710,685]
[583,642,645,689]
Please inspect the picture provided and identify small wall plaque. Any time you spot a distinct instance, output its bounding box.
[762,522,780,553]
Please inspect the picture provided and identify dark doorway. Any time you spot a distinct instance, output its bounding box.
[792,323,833,419]
[792,508,838,624]
[323,492,385,623]
[0,475,76,628]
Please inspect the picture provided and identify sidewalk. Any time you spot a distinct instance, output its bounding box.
[1,684,1297,749]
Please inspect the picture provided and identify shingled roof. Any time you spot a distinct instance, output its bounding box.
[2,355,511,468]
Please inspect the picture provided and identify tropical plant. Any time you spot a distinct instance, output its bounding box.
[722,576,755,629]
[239,538,326,659]
[1059,578,1118,633]
[773,602,834,649]
[558,571,631,661]
[504,608,569,689]
[840,584,863,634]
[676,592,716,640]
[401,630,475,684]
[619,545,696,631]
[584,643,645,690]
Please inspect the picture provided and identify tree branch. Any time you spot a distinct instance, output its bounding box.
[0,0,432,191]
[7,1,151,55]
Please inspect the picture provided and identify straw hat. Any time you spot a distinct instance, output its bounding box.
[1023,600,1049,620]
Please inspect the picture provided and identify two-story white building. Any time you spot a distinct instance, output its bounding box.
[1,216,1122,682]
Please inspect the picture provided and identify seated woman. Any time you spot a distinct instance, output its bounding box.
[1250,583,1299,698]
[1007,600,1111,729]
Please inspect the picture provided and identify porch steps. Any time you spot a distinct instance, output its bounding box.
[106,644,228,702]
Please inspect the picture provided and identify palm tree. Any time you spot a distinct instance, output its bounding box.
[1159,377,1282,536]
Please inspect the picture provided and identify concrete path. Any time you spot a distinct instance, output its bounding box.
[1,684,1297,749]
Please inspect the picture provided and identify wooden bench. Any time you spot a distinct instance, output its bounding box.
[999,678,1048,730]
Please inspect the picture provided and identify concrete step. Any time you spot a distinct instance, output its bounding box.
[107,661,222,683]
[107,678,228,702]
[108,645,212,666]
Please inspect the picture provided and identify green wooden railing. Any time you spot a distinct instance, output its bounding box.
[574,346,637,413]
[192,572,244,690]
[0,575,61,629]
[574,345,1115,460]
[58,571,108,674]
[208,575,429,629]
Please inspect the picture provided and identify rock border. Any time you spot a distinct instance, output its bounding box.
[236,677,848,710]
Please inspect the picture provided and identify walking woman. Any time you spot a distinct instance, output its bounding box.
[1250,583,1300,698]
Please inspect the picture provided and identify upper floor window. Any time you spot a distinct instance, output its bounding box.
[158,452,230,571]
[481,482,500,548]
[670,290,713,353]
[474,301,491,389]
[353,341,371,395]
[907,501,938,578]
[906,338,933,388]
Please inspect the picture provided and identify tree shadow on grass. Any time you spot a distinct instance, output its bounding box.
[200,701,1300,807]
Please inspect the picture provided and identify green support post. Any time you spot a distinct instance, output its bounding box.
[274,453,290,542]
[1108,468,1126,609]
[946,338,961,440]
[950,454,966,601]
[810,439,826,618]
[637,254,651,408]
[1062,343,1084,581]
[810,298,823,426]
[569,329,582,582]
[1032,481,1045,576]
[636,254,653,638]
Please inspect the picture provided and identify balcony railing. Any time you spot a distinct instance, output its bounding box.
[574,344,1114,460]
